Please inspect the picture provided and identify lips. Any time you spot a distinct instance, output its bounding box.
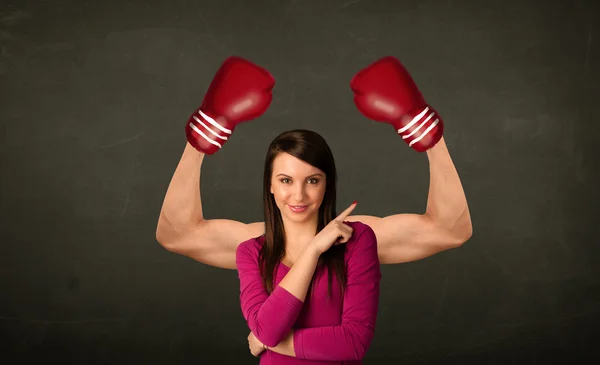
[288,204,308,212]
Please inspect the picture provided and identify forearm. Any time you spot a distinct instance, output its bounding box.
[292,323,374,361]
[247,287,303,347]
[238,245,319,347]
[156,142,205,244]
[424,137,472,239]
[277,245,321,302]
[266,323,374,361]
[264,330,295,357]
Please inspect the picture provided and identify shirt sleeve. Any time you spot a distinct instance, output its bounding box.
[293,225,381,361]
[236,240,304,347]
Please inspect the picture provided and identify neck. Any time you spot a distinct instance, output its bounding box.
[282,216,319,253]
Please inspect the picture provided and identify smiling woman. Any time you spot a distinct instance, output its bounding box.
[260,129,345,296]
[155,56,472,363]
[235,129,380,364]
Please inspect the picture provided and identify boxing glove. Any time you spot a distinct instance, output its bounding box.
[186,56,275,155]
[350,56,443,152]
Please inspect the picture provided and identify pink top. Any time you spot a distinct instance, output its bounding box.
[236,221,381,364]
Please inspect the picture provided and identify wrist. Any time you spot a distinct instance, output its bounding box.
[394,104,443,152]
[303,243,322,259]
[184,141,206,158]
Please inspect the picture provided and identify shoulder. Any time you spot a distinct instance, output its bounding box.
[343,221,378,255]
[343,221,381,277]
[345,220,376,239]
[235,234,265,262]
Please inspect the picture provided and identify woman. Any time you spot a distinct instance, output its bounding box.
[236,129,381,363]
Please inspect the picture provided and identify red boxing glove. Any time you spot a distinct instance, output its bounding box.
[350,56,443,152]
[186,56,275,155]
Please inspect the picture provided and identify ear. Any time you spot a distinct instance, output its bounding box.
[270,185,273,194]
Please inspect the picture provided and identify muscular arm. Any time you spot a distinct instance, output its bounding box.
[155,142,264,269]
[348,137,473,264]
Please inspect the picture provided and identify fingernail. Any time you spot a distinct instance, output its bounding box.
[353,200,357,205]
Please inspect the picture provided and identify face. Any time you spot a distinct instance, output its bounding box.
[270,152,327,225]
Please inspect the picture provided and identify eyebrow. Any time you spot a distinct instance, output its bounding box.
[276,173,324,178]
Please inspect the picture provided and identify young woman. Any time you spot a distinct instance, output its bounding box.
[236,129,380,363]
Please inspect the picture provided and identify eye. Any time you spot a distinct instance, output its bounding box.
[280,178,291,184]
[308,178,319,184]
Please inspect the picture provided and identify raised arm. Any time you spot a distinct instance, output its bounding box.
[349,137,472,264]
[347,56,472,264]
[156,143,265,269]
[155,56,275,269]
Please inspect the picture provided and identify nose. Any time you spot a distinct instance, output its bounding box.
[292,182,307,202]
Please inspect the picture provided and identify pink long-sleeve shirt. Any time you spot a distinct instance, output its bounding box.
[236,221,381,364]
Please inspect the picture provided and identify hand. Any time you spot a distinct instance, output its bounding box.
[185,56,275,155]
[248,331,266,357]
[350,56,444,152]
[310,201,358,255]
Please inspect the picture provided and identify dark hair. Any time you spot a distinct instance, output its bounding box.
[259,129,346,298]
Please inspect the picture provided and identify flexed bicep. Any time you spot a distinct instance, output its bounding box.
[347,213,464,264]
[162,219,265,270]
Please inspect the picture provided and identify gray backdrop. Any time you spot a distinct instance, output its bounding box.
[1,0,599,363]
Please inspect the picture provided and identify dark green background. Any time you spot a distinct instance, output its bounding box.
[1,0,599,363]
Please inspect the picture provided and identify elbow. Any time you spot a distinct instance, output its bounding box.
[453,221,473,248]
[346,326,375,361]
[262,337,282,349]
[449,213,473,248]
[252,323,291,348]
[156,232,175,252]
[249,318,289,348]
[155,223,181,253]
[155,214,170,245]
[255,331,286,348]
[349,340,372,361]
[449,228,472,249]
[354,336,374,360]
[155,223,173,250]
[256,325,289,348]
[462,224,473,244]
[155,213,187,252]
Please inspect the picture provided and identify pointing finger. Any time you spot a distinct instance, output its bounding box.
[335,200,358,222]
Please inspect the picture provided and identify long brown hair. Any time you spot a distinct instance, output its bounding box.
[259,129,346,298]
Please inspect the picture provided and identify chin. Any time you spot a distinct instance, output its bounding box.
[282,212,313,223]
[287,214,316,224]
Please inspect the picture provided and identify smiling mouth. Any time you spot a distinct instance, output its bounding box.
[288,204,309,212]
